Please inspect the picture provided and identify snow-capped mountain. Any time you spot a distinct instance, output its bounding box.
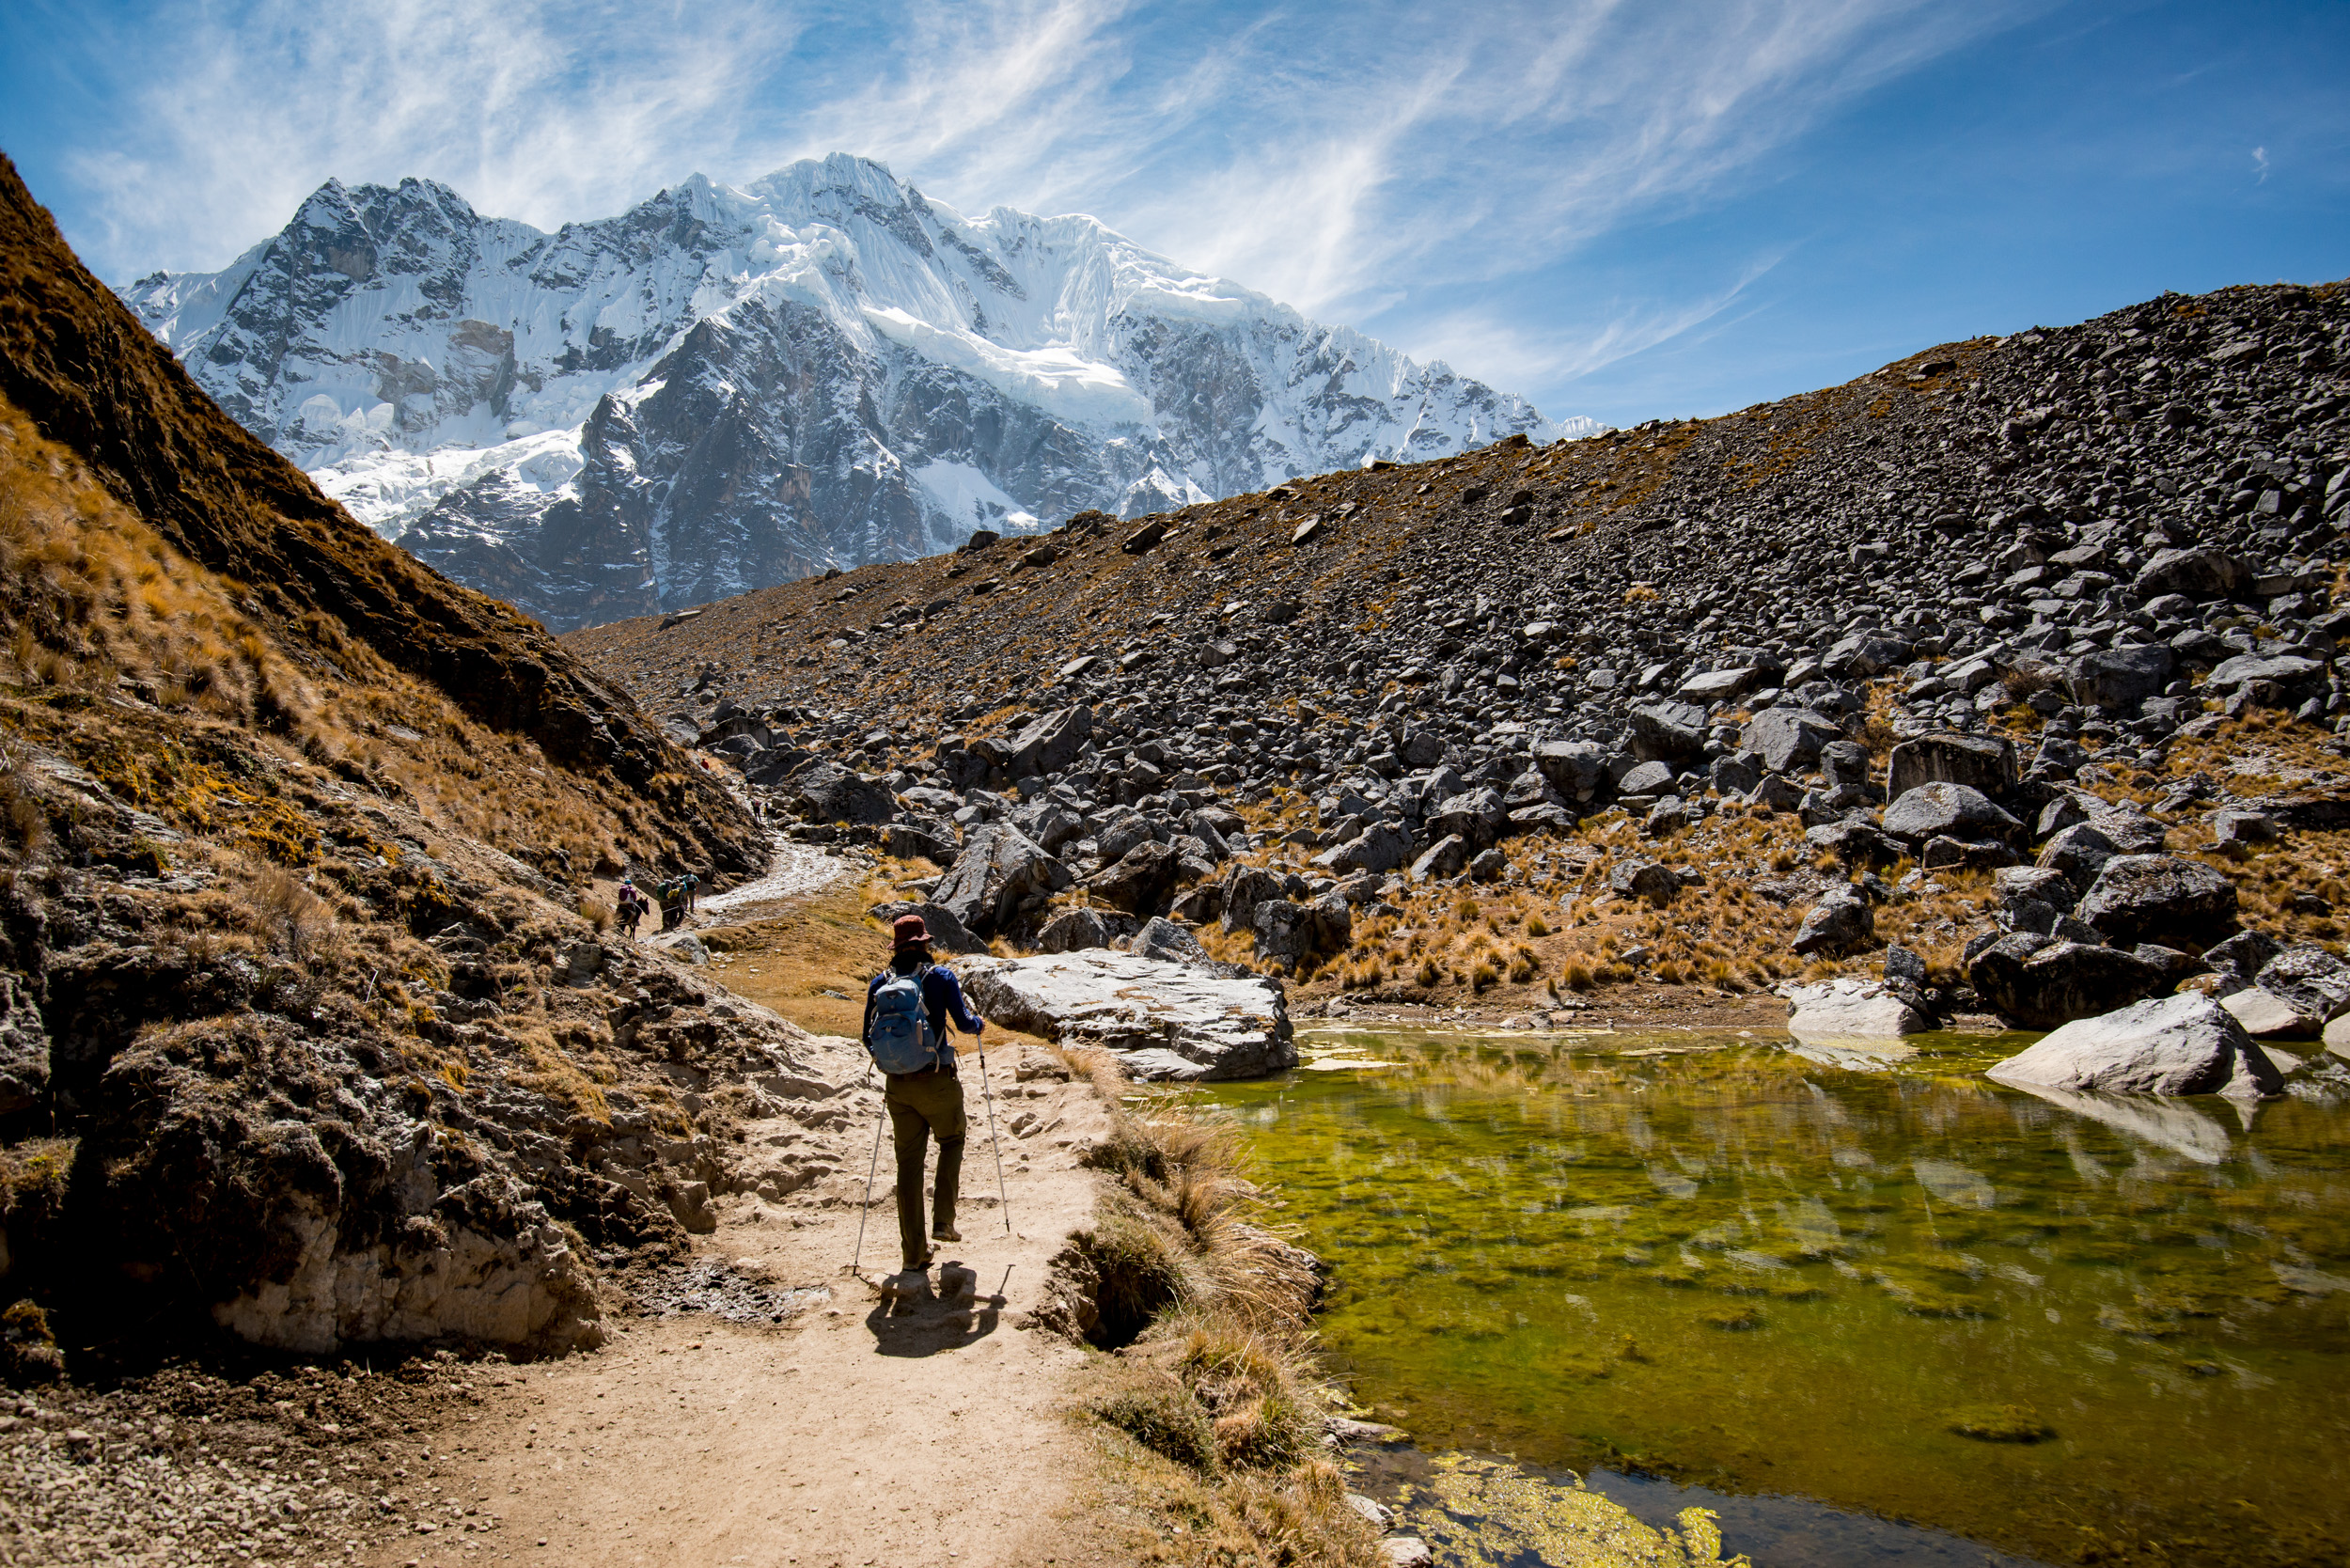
[123,154,1589,631]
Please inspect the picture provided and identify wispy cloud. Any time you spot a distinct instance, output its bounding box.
[41,0,801,273]
[2252,145,2270,182]
[16,0,2051,410]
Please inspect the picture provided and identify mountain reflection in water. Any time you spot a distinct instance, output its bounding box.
[1198,1029,2350,1568]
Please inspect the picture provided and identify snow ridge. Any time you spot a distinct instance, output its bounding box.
[122,153,1590,630]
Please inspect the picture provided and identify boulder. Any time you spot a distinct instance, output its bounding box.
[2203,654,2326,705]
[1807,818,1901,869]
[1318,821,1414,875]
[1131,917,1229,972]
[932,823,1073,936]
[2075,855,2239,947]
[1786,978,1932,1043]
[1628,701,1709,761]
[1617,760,1676,796]
[1219,866,1285,934]
[783,760,897,826]
[864,901,986,955]
[1822,633,1912,678]
[1792,891,1874,956]
[1034,906,1133,953]
[1007,705,1094,776]
[1532,740,1607,802]
[2065,645,2173,712]
[959,951,1295,1080]
[2253,945,2350,1024]
[1986,992,2282,1100]
[1967,933,2168,1028]
[1426,788,1508,849]
[1882,782,2024,847]
[1085,839,1183,915]
[1887,732,2018,800]
[2133,547,2249,600]
[1409,834,1470,881]
[2220,987,2318,1039]
[1609,860,1679,901]
[1677,666,1763,704]
[1998,864,2079,914]
[883,823,957,864]
[1743,708,1843,775]
[2035,823,2118,889]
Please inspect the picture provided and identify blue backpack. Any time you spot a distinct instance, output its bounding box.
[867,964,942,1074]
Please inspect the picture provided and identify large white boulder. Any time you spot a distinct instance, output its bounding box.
[1986,992,2283,1101]
[1785,978,1930,1044]
[959,950,1295,1080]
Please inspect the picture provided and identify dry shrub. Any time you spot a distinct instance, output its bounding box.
[1469,959,1499,992]
[579,894,613,934]
[1526,914,1551,938]
[1415,956,1442,989]
[247,864,333,959]
[1562,958,1595,991]
[0,749,45,855]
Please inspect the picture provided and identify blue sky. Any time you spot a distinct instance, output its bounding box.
[3,0,2345,430]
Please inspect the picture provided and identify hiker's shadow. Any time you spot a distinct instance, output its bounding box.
[866,1262,1005,1357]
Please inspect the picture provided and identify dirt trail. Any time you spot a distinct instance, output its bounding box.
[362,1042,1124,1568]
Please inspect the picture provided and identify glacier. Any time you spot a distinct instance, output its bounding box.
[122,152,1590,631]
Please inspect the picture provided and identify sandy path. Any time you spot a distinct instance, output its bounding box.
[365,1055,1121,1568]
[697,836,854,918]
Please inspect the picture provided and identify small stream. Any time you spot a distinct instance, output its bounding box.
[1197,1029,2350,1568]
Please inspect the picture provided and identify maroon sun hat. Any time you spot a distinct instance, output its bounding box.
[892,913,932,949]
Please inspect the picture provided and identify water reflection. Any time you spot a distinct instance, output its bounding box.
[1199,1030,2350,1568]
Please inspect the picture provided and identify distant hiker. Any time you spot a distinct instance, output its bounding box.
[616,879,643,939]
[860,914,986,1275]
[658,878,684,932]
[683,870,700,913]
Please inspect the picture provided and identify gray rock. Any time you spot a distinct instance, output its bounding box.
[1426,787,1508,849]
[2220,986,2319,1040]
[1628,700,1709,761]
[1678,666,1764,703]
[1968,933,2170,1028]
[1787,977,1930,1043]
[1034,906,1123,953]
[1085,839,1183,915]
[932,823,1073,936]
[2133,547,2249,600]
[1743,708,1842,774]
[2075,854,2240,947]
[1822,633,1912,677]
[2066,645,2173,711]
[1132,917,1223,970]
[1618,760,1677,795]
[1468,847,1508,882]
[1410,834,1470,881]
[865,901,986,955]
[1806,818,1900,869]
[2212,808,2278,846]
[784,759,897,826]
[1998,865,2078,914]
[2203,929,2281,980]
[1317,821,1415,875]
[1007,705,1094,776]
[1793,891,1874,956]
[1220,866,1285,934]
[2254,945,2350,1024]
[1987,991,2281,1099]
[1532,740,1607,801]
[959,951,1295,1080]
[1709,751,1762,797]
[2036,823,2119,889]
[1882,782,2024,846]
[1609,860,1679,901]
[2204,653,2326,701]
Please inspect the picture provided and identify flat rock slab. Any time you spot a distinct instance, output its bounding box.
[959,950,1296,1081]
[1786,978,1932,1043]
[1986,991,2283,1101]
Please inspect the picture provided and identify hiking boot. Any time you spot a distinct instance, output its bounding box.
[907,1243,936,1269]
[932,1225,962,1243]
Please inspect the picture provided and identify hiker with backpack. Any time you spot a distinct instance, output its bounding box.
[616,878,643,939]
[860,914,987,1278]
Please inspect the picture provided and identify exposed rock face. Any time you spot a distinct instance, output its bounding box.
[1793,891,1873,956]
[1881,783,2023,847]
[1887,732,2015,800]
[1785,978,1931,1043]
[1987,992,2283,1099]
[958,952,1295,1080]
[122,156,1574,631]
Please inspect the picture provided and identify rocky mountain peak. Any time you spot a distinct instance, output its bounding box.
[120,153,1589,631]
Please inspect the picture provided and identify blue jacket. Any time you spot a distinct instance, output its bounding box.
[861,955,982,1066]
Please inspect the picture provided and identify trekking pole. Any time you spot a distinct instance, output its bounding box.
[974,1024,1013,1236]
[850,1071,886,1278]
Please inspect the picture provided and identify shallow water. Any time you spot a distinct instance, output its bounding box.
[1198,1029,2350,1567]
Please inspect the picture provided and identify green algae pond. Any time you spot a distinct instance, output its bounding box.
[1195,1028,2350,1568]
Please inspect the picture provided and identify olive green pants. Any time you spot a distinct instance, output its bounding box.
[885,1069,966,1268]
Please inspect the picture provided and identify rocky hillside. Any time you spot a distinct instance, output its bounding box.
[0,150,847,1372]
[567,274,2350,1047]
[120,154,1581,631]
